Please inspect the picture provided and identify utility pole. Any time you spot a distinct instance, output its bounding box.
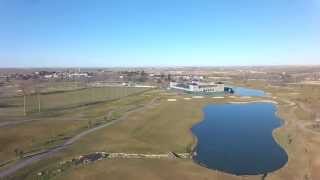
[21,87,27,116]
[37,92,41,113]
[35,86,41,113]
[91,87,94,102]
[23,94,26,116]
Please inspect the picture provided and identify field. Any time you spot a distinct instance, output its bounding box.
[1,81,320,180]
[0,86,148,116]
[0,86,152,166]
[233,80,320,180]
[5,91,244,180]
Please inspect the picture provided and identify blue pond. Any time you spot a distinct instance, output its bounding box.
[192,103,288,175]
[233,87,266,97]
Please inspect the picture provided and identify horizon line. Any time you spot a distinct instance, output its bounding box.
[1,64,320,69]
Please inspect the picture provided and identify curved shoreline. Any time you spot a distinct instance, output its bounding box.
[189,100,289,176]
[268,101,291,174]
[227,99,278,104]
[0,94,291,179]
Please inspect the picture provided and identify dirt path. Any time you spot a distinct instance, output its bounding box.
[0,97,159,179]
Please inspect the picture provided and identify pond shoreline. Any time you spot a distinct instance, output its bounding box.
[189,99,288,176]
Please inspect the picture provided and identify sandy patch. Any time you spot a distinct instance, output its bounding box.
[212,96,224,99]
[240,96,251,99]
[192,96,204,99]
[228,100,278,105]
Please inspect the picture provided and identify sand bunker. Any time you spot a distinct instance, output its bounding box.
[192,96,204,99]
[212,96,224,99]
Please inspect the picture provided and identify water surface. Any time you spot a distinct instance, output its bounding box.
[233,87,266,97]
[192,103,287,175]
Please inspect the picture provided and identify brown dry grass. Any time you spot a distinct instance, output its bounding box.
[51,82,320,180]
[0,120,87,163]
[56,159,240,180]
[62,98,205,155]
[236,80,320,180]
[4,82,320,180]
[0,89,155,165]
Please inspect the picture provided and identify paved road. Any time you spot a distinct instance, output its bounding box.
[0,97,158,179]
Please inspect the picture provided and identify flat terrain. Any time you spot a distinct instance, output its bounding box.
[0,86,147,116]
[0,86,151,166]
[1,81,320,180]
[237,81,320,180]
[57,159,239,180]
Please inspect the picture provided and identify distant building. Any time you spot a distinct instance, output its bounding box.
[44,74,58,79]
[169,81,225,95]
[68,73,90,78]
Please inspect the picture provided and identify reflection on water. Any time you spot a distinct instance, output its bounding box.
[192,103,288,175]
[233,87,266,97]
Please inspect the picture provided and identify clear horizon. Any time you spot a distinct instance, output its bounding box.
[1,0,319,67]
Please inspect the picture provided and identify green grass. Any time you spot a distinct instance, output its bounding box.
[63,99,203,154]
[0,88,154,165]
[233,80,320,180]
[25,86,149,114]
[55,159,238,180]
[0,86,149,116]
[0,119,88,163]
[8,95,242,180]
[4,82,320,180]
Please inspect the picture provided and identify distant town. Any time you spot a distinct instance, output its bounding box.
[1,66,320,97]
[1,66,320,180]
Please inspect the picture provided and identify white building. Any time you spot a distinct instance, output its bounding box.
[169,81,224,93]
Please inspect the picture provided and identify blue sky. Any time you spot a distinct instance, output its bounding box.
[0,0,319,67]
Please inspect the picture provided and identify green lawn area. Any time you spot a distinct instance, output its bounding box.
[0,86,149,116]
[4,83,320,180]
[0,87,153,165]
[56,159,238,180]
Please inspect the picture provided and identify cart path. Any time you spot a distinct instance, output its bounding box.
[0,97,159,179]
